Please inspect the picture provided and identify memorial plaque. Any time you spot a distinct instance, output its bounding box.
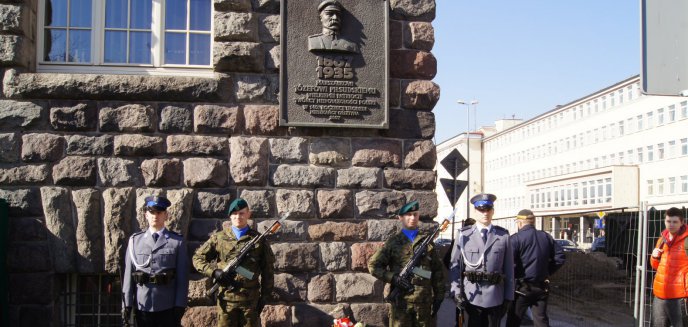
[280,0,389,128]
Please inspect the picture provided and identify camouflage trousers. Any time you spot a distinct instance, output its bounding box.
[217,298,258,327]
[390,302,434,327]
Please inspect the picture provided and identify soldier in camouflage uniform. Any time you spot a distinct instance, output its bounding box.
[192,198,275,327]
[368,200,446,327]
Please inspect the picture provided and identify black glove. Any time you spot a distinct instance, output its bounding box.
[431,298,443,317]
[122,307,133,326]
[392,274,413,292]
[212,269,236,287]
[257,297,266,313]
[502,299,512,314]
[174,307,185,322]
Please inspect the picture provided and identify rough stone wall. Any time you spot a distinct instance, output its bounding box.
[0,0,440,326]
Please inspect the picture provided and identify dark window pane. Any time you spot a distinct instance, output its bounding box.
[189,0,210,31]
[44,29,67,61]
[130,0,152,29]
[105,0,128,28]
[69,30,91,62]
[70,0,92,27]
[164,32,186,64]
[45,0,68,27]
[104,31,126,63]
[166,0,187,30]
[129,31,151,63]
[189,33,209,65]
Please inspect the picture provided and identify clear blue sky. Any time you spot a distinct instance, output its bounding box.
[433,1,640,143]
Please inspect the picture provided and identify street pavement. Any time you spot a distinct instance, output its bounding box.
[436,297,632,327]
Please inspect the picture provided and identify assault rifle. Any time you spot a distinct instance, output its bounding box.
[385,219,450,304]
[207,213,288,296]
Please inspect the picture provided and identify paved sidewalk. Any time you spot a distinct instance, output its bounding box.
[436,297,635,327]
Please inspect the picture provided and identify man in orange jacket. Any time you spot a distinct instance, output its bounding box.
[651,207,688,327]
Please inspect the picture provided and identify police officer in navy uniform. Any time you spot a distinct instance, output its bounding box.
[122,196,189,327]
[449,193,514,327]
[506,209,565,327]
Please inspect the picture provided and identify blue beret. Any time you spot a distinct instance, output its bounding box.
[228,198,249,215]
[398,200,420,215]
[470,193,497,209]
[144,196,171,211]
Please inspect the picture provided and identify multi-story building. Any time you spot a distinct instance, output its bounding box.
[437,75,688,243]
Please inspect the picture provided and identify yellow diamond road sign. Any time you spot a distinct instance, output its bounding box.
[597,211,606,218]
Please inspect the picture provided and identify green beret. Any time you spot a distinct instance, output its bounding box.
[228,198,249,215]
[398,200,419,215]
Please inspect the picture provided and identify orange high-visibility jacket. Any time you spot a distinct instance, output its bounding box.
[651,227,688,299]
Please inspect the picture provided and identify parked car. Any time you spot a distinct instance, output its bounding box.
[555,239,585,253]
[434,238,453,247]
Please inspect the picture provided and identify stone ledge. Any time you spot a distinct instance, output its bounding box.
[2,69,233,102]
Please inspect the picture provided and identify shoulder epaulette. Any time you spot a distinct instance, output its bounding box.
[460,225,474,232]
[129,230,145,239]
[493,225,509,233]
[167,230,183,237]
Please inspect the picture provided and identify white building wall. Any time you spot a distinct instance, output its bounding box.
[436,75,688,236]
[482,76,688,222]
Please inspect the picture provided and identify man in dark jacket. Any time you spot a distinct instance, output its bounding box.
[506,209,566,327]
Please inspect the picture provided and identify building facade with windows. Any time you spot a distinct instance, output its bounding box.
[437,76,688,243]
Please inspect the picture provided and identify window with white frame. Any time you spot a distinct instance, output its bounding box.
[657,143,665,160]
[647,145,654,161]
[647,112,654,129]
[682,138,687,155]
[647,180,654,196]
[669,105,676,122]
[637,147,643,163]
[669,177,676,194]
[637,115,644,131]
[682,175,688,193]
[669,140,676,158]
[658,108,665,125]
[605,178,612,203]
[38,0,212,74]
[681,101,688,119]
[658,178,665,195]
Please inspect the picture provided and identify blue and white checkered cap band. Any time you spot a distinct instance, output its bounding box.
[474,200,493,207]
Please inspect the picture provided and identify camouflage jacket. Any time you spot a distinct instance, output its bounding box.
[368,231,446,303]
[192,228,275,302]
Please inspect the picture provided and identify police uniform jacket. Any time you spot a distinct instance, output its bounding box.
[192,228,275,302]
[368,231,446,304]
[510,224,565,283]
[123,229,189,311]
[449,225,514,308]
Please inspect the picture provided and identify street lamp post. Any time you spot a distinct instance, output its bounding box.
[457,100,478,233]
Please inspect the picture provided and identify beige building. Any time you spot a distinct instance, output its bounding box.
[437,75,688,242]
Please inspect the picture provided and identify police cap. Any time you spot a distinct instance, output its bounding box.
[470,193,497,210]
[318,0,342,12]
[397,200,420,215]
[228,198,249,215]
[144,196,171,211]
